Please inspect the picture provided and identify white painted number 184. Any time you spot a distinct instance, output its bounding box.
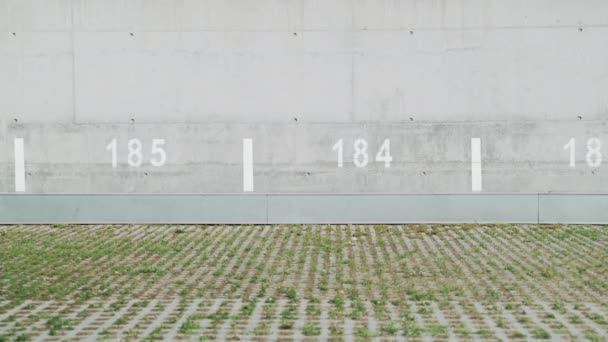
[332,138,392,168]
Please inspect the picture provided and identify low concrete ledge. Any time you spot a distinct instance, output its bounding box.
[539,194,608,224]
[266,194,539,224]
[0,193,606,224]
[0,194,267,224]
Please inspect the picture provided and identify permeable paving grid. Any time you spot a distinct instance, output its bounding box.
[0,224,606,341]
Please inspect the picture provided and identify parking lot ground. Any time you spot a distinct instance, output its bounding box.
[0,224,607,341]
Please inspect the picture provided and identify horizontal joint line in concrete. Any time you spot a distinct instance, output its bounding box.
[4,24,608,33]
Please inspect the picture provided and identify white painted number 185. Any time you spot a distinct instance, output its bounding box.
[106,138,167,168]
[332,138,392,168]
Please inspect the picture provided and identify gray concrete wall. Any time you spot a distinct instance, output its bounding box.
[1,0,607,194]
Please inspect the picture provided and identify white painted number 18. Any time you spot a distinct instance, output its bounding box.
[106,138,167,168]
[563,137,602,168]
[332,138,392,168]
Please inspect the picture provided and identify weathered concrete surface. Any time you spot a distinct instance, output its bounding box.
[1,0,607,193]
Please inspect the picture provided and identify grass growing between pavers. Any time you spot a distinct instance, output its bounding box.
[0,224,606,340]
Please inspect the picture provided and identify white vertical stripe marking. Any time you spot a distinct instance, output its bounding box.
[243,138,254,192]
[14,138,25,192]
[471,137,482,192]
